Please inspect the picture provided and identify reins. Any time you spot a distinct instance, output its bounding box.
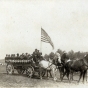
[46,63,53,69]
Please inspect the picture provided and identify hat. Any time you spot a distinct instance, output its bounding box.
[17,53,19,55]
[35,49,37,50]
[63,51,66,53]
[26,53,28,55]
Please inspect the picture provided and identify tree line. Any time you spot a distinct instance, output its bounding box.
[44,49,88,60]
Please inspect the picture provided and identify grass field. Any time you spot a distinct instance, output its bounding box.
[0,60,88,87]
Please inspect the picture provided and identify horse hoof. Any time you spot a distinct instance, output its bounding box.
[40,77,42,80]
[40,78,42,80]
[54,77,57,81]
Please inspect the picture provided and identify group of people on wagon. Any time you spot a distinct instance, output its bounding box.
[6,49,69,67]
[6,53,31,59]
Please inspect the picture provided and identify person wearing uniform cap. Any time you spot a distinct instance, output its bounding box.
[35,49,42,65]
[55,51,61,62]
[17,53,19,57]
[38,52,44,61]
[32,49,38,64]
[61,51,69,64]
[36,49,40,57]
[52,51,61,65]
[27,54,31,59]
[34,49,37,56]
[25,53,28,56]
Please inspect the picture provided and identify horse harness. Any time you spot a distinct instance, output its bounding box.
[46,61,59,71]
[83,59,88,67]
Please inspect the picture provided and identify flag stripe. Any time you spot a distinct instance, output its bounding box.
[41,39,49,43]
[41,35,51,41]
[41,37,49,42]
[41,36,49,41]
[41,40,49,43]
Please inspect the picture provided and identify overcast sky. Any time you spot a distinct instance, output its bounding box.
[0,0,88,59]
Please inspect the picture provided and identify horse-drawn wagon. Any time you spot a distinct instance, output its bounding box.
[5,50,60,81]
[5,54,40,78]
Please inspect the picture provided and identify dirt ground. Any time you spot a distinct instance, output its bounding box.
[0,65,88,88]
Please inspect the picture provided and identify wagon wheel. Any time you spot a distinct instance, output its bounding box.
[26,66,34,78]
[17,69,25,74]
[6,64,14,75]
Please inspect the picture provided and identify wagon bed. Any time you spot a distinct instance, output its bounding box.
[5,56,34,77]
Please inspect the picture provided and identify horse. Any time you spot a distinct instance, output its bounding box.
[59,53,71,81]
[39,60,57,81]
[52,52,63,79]
[63,54,88,83]
[42,58,53,78]
[61,59,74,81]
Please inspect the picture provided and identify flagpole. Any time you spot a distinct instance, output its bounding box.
[40,27,42,52]
[40,39,42,52]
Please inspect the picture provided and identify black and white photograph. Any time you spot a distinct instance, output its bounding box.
[0,0,88,87]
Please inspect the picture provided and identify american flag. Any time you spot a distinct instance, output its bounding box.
[41,28,54,49]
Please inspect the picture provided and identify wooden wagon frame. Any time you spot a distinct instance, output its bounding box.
[5,56,39,78]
